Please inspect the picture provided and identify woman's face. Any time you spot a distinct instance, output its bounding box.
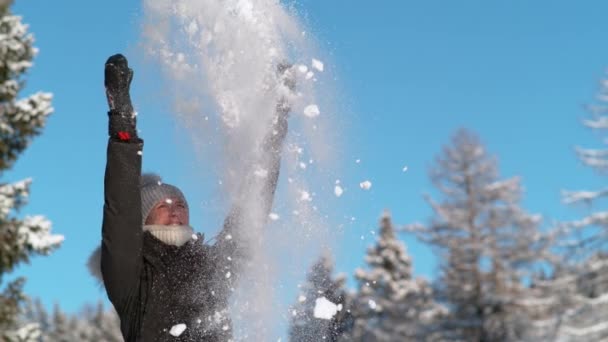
[145,197,189,226]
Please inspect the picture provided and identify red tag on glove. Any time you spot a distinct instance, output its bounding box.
[117,131,131,141]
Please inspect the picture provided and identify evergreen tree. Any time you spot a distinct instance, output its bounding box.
[407,129,552,341]
[48,304,77,341]
[350,212,444,342]
[289,253,352,342]
[553,71,608,341]
[21,299,122,342]
[84,302,123,342]
[562,71,608,257]
[0,1,62,339]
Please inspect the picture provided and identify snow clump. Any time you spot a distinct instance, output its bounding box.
[313,297,340,320]
[311,58,324,72]
[169,324,187,337]
[359,180,372,190]
[303,104,320,118]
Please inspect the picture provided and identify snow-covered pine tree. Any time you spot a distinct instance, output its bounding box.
[562,72,608,257]
[553,71,608,341]
[22,299,122,342]
[0,1,62,340]
[83,301,123,342]
[289,253,352,342]
[349,212,444,342]
[406,129,552,342]
[48,303,79,341]
[511,264,578,341]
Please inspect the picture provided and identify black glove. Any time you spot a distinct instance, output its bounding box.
[105,54,137,141]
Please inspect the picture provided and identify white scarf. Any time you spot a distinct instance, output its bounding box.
[143,225,195,247]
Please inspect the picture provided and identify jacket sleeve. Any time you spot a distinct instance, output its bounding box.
[101,137,144,314]
[212,104,288,279]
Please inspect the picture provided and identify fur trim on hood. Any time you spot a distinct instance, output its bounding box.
[87,245,104,285]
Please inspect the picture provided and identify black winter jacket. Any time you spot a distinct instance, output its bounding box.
[101,137,280,341]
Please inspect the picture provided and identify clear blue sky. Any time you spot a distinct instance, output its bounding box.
[9,0,608,322]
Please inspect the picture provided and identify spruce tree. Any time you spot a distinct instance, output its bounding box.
[22,300,122,342]
[407,129,552,341]
[553,71,608,341]
[289,254,352,342]
[0,1,62,339]
[350,212,443,341]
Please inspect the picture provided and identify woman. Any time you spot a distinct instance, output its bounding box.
[98,54,289,341]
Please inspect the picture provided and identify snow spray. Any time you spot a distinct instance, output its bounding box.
[140,0,340,339]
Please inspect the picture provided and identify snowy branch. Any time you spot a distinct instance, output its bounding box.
[583,116,608,130]
[562,189,608,205]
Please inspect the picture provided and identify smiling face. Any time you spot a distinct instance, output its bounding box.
[144,197,189,226]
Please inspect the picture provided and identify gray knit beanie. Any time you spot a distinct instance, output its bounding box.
[141,173,188,223]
